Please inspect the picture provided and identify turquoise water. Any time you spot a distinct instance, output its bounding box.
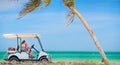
[0,51,120,64]
[47,51,120,63]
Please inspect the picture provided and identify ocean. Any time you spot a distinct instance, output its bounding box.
[0,51,120,64]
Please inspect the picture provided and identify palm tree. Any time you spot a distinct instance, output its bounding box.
[62,0,109,65]
[16,0,109,64]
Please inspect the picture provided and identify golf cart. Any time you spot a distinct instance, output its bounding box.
[3,34,51,62]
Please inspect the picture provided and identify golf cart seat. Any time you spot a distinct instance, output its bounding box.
[7,47,16,54]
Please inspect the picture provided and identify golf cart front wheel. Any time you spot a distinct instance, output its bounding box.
[39,57,49,62]
[9,56,19,62]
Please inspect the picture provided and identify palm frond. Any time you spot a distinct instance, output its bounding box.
[38,0,51,10]
[65,12,75,27]
[63,0,75,26]
[17,0,42,19]
[63,0,75,8]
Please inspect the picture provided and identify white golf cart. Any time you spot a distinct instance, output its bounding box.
[3,34,51,62]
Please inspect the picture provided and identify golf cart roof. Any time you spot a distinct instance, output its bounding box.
[3,34,40,38]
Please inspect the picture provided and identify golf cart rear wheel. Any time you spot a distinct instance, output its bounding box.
[9,56,19,62]
[39,57,48,62]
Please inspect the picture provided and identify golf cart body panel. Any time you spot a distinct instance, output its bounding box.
[8,52,29,59]
[38,51,48,59]
[3,34,50,62]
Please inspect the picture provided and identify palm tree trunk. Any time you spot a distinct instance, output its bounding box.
[70,7,110,65]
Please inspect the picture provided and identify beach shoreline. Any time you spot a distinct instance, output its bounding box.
[0,61,119,65]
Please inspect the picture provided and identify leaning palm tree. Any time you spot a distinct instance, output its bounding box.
[16,0,109,64]
[63,0,110,65]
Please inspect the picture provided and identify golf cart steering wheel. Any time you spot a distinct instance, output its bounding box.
[31,44,34,49]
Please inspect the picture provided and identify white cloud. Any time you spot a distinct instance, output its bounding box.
[0,0,17,11]
[82,12,120,22]
[0,0,29,12]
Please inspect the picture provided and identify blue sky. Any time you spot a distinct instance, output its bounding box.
[0,0,120,52]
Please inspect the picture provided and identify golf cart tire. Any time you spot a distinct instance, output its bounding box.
[39,56,49,62]
[9,56,20,62]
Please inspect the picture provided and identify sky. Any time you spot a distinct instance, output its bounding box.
[0,0,120,52]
